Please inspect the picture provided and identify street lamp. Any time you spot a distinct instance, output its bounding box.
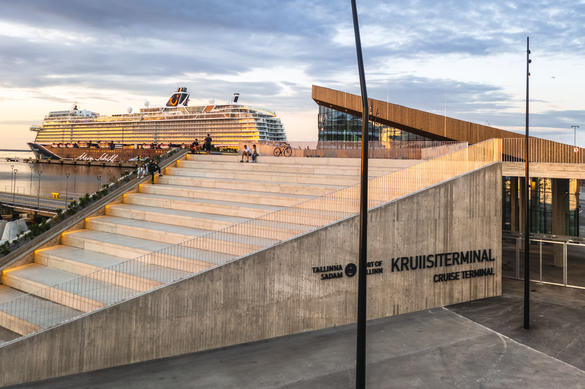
[9,164,14,203]
[523,36,531,330]
[65,172,70,205]
[11,168,18,205]
[36,168,43,214]
[351,0,370,387]
[29,164,33,196]
[571,125,580,153]
[97,175,102,192]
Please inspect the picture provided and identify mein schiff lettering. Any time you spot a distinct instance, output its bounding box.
[391,249,495,273]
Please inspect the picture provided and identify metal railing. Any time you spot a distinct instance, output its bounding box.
[0,139,501,341]
[296,141,467,159]
[502,138,585,164]
[503,232,585,289]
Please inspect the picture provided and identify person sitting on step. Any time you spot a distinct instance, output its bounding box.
[251,144,259,163]
[240,145,251,163]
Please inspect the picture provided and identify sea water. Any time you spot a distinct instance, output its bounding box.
[0,150,131,200]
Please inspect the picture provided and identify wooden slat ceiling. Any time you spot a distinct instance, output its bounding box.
[312,85,524,144]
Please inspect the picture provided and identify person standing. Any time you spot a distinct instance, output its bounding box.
[203,133,212,153]
[147,160,162,183]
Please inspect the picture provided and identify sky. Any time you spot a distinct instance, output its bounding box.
[1,0,584,149]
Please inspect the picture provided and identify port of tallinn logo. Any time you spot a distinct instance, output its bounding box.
[312,261,383,280]
[312,249,496,282]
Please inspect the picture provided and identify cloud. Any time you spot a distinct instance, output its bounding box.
[0,0,584,148]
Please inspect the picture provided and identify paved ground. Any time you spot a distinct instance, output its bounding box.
[450,278,585,371]
[8,278,585,389]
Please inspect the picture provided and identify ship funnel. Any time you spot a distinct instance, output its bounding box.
[232,93,240,103]
[166,87,190,107]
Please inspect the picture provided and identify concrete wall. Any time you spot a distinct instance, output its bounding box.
[0,163,502,387]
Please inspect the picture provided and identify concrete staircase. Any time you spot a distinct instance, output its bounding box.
[0,154,418,343]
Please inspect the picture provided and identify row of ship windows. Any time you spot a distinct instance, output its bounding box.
[39,124,284,131]
[43,115,282,125]
[36,132,272,139]
[37,128,285,136]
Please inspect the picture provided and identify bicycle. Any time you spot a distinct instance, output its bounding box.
[273,142,292,157]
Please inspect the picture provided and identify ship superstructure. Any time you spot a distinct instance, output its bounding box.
[30,88,287,151]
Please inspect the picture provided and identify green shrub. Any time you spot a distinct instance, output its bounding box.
[0,241,10,255]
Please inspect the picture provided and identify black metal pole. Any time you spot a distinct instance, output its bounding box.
[351,0,369,387]
[524,36,531,330]
[11,168,16,205]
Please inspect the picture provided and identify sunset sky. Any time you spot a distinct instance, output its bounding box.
[1,0,584,149]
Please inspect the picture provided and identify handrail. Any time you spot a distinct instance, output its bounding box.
[0,149,188,270]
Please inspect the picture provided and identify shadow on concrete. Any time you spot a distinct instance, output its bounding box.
[8,278,585,389]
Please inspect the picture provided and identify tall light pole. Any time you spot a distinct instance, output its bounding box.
[10,164,15,205]
[11,168,18,205]
[351,0,370,387]
[571,125,580,152]
[65,172,70,206]
[524,36,531,330]
[29,164,33,196]
[36,168,43,215]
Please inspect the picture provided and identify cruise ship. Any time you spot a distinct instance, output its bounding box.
[29,87,287,161]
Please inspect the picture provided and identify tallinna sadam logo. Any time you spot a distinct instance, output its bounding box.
[345,263,357,277]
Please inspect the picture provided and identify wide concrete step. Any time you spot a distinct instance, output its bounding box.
[61,230,229,272]
[175,160,394,177]
[156,175,343,196]
[86,216,272,256]
[0,285,82,336]
[185,154,420,168]
[35,245,189,292]
[166,167,361,186]
[87,216,205,244]
[139,184,312,207]
[123,193,280,218]
[106,203,249,230]
[1,264,136,312]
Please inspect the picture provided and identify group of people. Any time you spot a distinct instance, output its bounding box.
[190,134,213,154]
[241,144,258,163]
[137,159,162,183]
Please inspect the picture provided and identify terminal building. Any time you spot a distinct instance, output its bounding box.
[313,85,584,238]
[0,85,582,387]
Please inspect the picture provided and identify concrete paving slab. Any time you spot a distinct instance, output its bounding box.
[8,307,585,388]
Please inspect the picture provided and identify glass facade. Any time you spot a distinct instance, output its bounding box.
[317,106,429,142]
[502,177,581,236]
